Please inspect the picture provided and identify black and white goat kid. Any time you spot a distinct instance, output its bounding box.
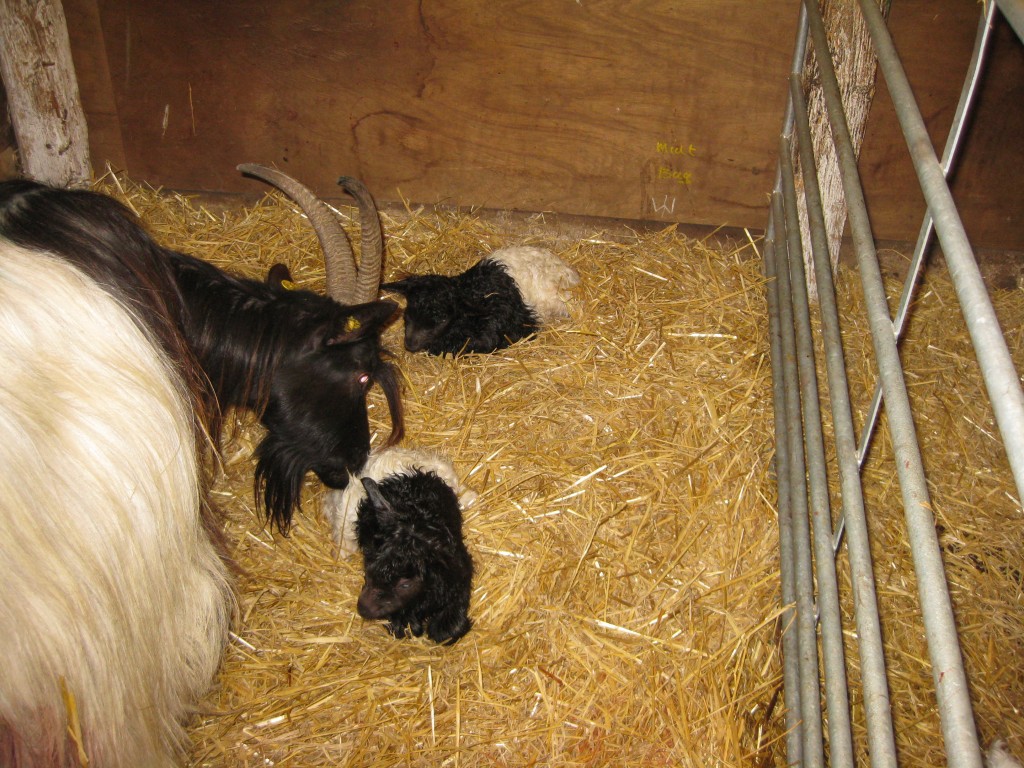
[0,169,404,533]
[322,447,476,644]
[383,245,579,355]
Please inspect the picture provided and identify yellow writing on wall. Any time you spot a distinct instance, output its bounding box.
[654,140,698,186]
[656,141,697,157]
[657,167,693,186]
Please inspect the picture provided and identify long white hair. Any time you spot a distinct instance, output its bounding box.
[0,239,233,767]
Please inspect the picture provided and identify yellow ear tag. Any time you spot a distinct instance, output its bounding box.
[345,316,362,333]
[280,279,297,290]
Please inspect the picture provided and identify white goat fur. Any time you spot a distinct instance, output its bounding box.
[0,241,233,767]
[989,740,1024,768]
[322,446,477,555]
[484,246,579,323]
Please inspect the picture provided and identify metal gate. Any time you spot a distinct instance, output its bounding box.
[764,2,1024,765]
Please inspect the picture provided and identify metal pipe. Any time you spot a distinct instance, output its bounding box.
[768,3,812,246]
[763,210,803,768]
[788,73,899,768]
[855,1,1000,470]
[760,12,814,765]
[996,0,1024,43]
[772,184,826,768]
[806,0,984,763]
[859,0,1024,508]
[785,3,811,123]
[779,134,855,768]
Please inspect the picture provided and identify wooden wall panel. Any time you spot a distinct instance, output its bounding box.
[64,0,1023,249]
[857,2,1024,252]
[63,0,126,171]
[73,0,797,229]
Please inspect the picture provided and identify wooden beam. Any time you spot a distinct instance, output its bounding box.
[794,0,887,295]
[0,0,91,185]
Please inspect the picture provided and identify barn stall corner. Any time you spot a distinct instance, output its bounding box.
[0,0,1022,766]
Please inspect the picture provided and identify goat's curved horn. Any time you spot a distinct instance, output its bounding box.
[337,176,383,304]
[237,163,357,303]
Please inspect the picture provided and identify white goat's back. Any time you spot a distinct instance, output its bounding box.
[484,246,580,323]
[0,241,232,767]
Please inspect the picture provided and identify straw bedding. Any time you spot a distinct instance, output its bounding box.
[92,175,1022,766]
[830,262,1024,765]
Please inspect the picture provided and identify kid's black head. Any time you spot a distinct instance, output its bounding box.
[355,473,473,644]
[381,275,459,354]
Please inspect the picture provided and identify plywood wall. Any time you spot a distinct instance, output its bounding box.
[62,0,1023,249]
[857,2,1024,254]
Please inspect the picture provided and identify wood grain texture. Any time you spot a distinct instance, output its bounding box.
[794,0,885,292]
[66,0,1023,246]
[79,0,795,228]
[857,1,1024,252]
[63,0,126,171]
[0,0,91,185]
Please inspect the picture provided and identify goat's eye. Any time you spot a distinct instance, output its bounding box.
[396,578,414,591]
[358,373,370,387]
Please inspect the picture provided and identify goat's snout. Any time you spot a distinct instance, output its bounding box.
[357,582,404,620]
[356,584,390,620]
[403,324,435,353]
[357,575,425,620]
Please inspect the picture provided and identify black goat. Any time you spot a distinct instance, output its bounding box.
[0,170,403,533]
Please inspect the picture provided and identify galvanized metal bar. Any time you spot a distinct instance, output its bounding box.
[788,72,899,768]
[767,2,811,247]
[762,13,812,759]
[772,184,826,768]
[855,1,1000,470]
[779,131,856,767]
[805,0,984,763]
[996,0,1024,43]
[859,0,1024,507]
[763,206,803,768]
[783,2,811,137]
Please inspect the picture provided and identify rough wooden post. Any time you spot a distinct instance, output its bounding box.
[795,0,887,297]
[0,0,91,185]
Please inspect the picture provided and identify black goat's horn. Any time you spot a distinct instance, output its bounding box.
[337,176,384,304]
[237,163,357,303]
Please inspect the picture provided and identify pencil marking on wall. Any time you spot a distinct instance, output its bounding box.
[650,195,676,215]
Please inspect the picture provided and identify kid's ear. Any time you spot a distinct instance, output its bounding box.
[361,477,396,522]
[328,300,399,345]
[379,278,415,296]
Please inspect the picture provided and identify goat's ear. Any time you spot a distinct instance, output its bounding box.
[361,477,397,523]
[327,300,399,345]
[266,263,294,288]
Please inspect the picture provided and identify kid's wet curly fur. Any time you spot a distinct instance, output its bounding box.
[382,245,579,356]
[324,447,475,644]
